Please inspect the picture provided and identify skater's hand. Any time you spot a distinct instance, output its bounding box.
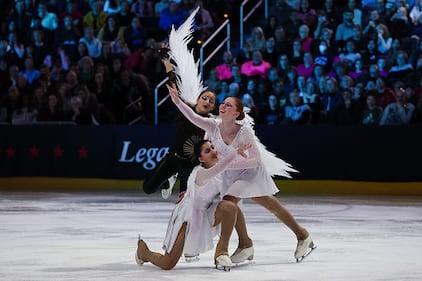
[237,143,252,158]
[174,191,186,204]
[166,83,180,105]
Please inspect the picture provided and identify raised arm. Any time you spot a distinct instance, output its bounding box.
[166,83,216,133]
[195,144,251,186]
[227,126,261,170]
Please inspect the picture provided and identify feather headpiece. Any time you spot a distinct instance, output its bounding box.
[168,7,206,105]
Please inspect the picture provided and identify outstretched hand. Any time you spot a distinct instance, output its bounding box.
[166,83,180,105]
[237,144,252,158]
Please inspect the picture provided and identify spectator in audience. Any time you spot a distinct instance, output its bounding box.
[376,24,393,55]
[154,0,169,16]
[273,26,291,56]
[302,78,321,123]
[11,93,38,124]
[66,94,92,124]
[276,53,291,81]
[226,64,246,93]
[241,92,258,121]
[297,24,313,53]
[246,26,266,52]
[283,66,298,95]
[240,50,271,80]
[290,39,304,66]
[19,57,40,85]
[320,77,343,121]
[55,15,82,59]
[111,68,144,124]
[6,32,25,64]
[388,5,413,39]
[380,81,415,125]
[235,40,253,65]
[58,0,84,31]
[131,0,154,18]
[192,0,214,41]
[262,37,280,67]
[37,93,66,122]
[3,85,22,123]
[83,0,108,33]
[351,24,366,54]
[103,0,121,15]
[203,67,221,93]
[410,0,422,25]
[79,26,102,59]
[115,0,135,27]
[158,1,187,38]
[263,15,280,38]
[297,0,317,29]
[329,87,363,125]
[361,91,384,125]
[8,0,31,42]
[347,0,362,26]
[97,15,123,44]
[388,50,414,85]
[216,80,229,104]
[312,39,334,73]
[338,39,362,69]
[259,94,283,125]
[361,38,380,69]
[349,59,367,79]
[215,50,235,81]
[124,17,147,53]
[335,9,356,47]
[281,89,311,125]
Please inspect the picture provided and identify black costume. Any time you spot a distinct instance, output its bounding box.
[142,108,207,194]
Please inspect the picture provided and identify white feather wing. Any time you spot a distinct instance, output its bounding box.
[168,7,206,105]
[237,114,298,178]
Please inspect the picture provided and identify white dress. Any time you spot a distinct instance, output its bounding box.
[162,149,238,256]
[176,101,297,198]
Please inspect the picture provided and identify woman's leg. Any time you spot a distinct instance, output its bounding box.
[142,153,176,194]
[137,223,187,270]
[252,196,308,240]
[213,200,238,258]
[223,195,253,249]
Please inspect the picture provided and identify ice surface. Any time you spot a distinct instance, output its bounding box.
[1,192,421,281]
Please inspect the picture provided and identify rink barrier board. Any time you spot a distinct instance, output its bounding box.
[1,124,422,182]
[1,178,422,196]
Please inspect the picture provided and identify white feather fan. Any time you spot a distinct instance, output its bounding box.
[168,7,206,105]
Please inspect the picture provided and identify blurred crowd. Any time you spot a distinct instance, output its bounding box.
[1,0,422,126]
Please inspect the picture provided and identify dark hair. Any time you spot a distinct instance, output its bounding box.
[193,139,209,165]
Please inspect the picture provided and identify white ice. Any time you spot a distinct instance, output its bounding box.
[1,192,421,281]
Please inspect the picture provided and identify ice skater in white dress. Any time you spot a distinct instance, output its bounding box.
[167,86,315,263]
[136,140,252,270]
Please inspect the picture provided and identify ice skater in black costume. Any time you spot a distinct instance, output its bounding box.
[142,48,217,200]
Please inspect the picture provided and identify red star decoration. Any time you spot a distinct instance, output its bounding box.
[78,146,88,158]
[53,146,64,157]
[6,146,15,158]
[30,145,40,157]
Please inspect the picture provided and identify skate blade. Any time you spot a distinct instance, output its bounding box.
[215,264,231,271]
[185,255,200,263]
[296,245,316,263]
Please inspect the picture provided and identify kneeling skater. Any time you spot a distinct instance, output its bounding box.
[136,140,252,271]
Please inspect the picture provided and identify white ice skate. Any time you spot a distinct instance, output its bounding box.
[294,235,316,262]
[161,173,178,199]
[184,254,200,262]
[215,255,232,271]
[230,246,254,263]
[135,234,144,266]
